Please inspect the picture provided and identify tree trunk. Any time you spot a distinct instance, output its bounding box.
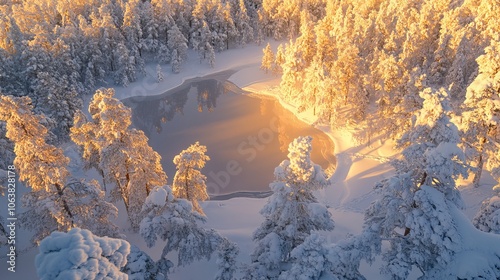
[54,183,74,228]
[473,137,487,188]
[99,168,107,192]
[473,152,484,188]
[404,173,427,236]
[118,179,129,214]
[185,166,191,201]
[124,172,131,213]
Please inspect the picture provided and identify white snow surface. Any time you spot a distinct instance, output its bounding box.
[147,187,169,208]
[1,41,498,280]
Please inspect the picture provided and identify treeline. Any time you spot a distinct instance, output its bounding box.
[262,0,500,187]
[0,0,259,138]
[262,0,496,130]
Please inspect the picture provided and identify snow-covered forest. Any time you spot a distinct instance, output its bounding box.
[1,0,500,279]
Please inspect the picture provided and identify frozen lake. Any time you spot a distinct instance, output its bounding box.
[123,73,335,197]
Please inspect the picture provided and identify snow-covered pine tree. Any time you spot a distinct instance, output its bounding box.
[296,10,316,67]
[122,245,162,280]
[172,142,210,215]
[36,228,130,280]
[278,233,330,280]
[215,239,239,280]
[219,2,238,50]
[207,43,216,68]
[0,95,119,243]
[171,49,181,74]
[301,58,324,115]
[273,44,285,74]
[473,185,500,234]
[156,64,164,83]
[70,111,104,184]
[89,5,128,80]
[247,136,334,279]
[279,41,305,103]
[461,39,500,187]
[140,185,238,279]
[167,25,188,64]
[261,42,275,73]
[193,21,216,66]
[122,0,144,76]
[29,57,83,139]
[73,88,167,230]
[277,231,373,280]
[361,88,471,278]
[113,42,134,87]
[140,1,160,58]
[235,0,254,46]
[57,178,120,238]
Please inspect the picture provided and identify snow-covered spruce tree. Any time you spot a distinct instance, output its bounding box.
[473,185,500,234]
[72,88,167,231]
[219,2,238,50]
[246,136,334,279]
[301,58,324,115]
[140,185,238,279]
[172,142,210,215]
[278,233,330,280]
[235,0,254,46]
[215,239,240,280]
[461,39,500,187]
[295,10,316,67]
[273,44,285,75]
[167,24,188,70]
[261,42,275,73]
[361,88,471,278]
[156,64,164,83]
[281,229,379,280]
[0,95,119,243]
[122,245,163,280]
[113,42,135,87]
[170,49,181,74]
[36,228,130,280]
[31,69,83,138]
[192,20,216,67]
[279,41,305,103]
[407,187,500,279]
[121,0,143,78]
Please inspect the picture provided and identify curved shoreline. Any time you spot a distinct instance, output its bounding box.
[209,191,274,201]
[117,58,339,200]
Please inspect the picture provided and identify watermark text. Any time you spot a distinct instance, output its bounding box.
[6,165,16,273]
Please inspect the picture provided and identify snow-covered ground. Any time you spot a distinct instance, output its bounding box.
[1,41,497,279]
[123,41,497,279]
